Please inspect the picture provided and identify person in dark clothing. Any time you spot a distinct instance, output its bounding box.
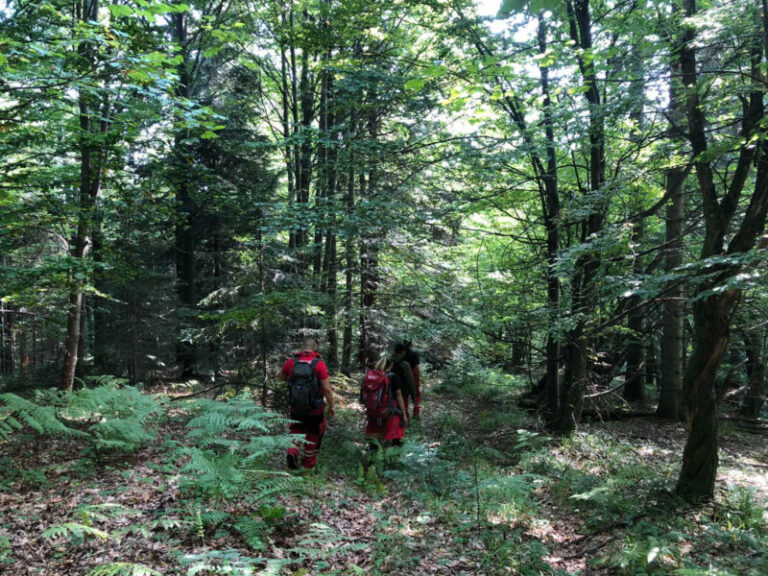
[392,343,416,418]
[403,340,422,416]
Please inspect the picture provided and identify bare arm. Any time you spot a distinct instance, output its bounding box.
[321,377,335,417]
[396,389,408,424]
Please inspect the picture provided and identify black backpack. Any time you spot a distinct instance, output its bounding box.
[288,356,322,416]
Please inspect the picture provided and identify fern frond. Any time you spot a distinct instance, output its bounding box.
[288,523,368,560]
[60,385,162,453]
[77,503,136,523]
[42,522,110,542]
[233,516,266,551]
[0,393,82,439]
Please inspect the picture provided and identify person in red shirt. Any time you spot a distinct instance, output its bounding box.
[279,337,335,470]
[363,358,408,447]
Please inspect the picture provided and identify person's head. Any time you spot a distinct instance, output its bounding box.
[375,357,393,372]
[394,343,406,357]
[302,336,319,352]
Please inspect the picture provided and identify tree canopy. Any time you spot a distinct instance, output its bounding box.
[1,0,768,574]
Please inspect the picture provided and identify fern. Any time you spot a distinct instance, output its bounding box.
[289,523,368,560]
[184,395,290,445]
[177,395,299,504]
[180,550,280,576]
[233,515,266,551]
[0,384,161,453]
[169,394,304,556]
[0,393,82,440]
[61,384,162,453]
[77,503,136,524]
[42,522,111,542]
[86,563,161,576]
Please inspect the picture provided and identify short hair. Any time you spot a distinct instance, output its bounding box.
[394,343,406,353]
[302,336,319,351]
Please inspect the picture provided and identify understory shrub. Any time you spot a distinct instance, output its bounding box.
[1,380,162,454]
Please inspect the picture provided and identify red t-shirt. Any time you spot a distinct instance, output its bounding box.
[281,351,329,416]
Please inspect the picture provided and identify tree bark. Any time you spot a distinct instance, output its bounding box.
[536,15,563,425]
[624,219,646,402]
[658,5,688,419]
[341,140,356,375]
[658,169,687,418]
[676,292,739,501]
[558,0,606,431]
[61,0,105,391]
[675,0,768,502]
[172,10,196,378]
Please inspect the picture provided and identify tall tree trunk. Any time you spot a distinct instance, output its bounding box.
[675,0,768,502]
[624,219,646,402]
[341,138,356,375]
[172,11,196,378]
[295,34,313,257]
[536,15,563,424]
[357,169,373,369]
[280,2,297,250]
[624,34,647,403]
[658,8,688,419]
[676,292,739,501]
[313,56,329,283]
[658,168,687,418]
[61,0,105,391]
[558,0,606,430]
[323,91,339,371]
[0,302,14,374]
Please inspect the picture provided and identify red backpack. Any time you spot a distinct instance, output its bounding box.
[361,369,392,420]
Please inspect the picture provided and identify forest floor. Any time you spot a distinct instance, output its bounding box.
[1,374,767,575]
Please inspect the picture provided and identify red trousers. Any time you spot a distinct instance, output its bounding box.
[287,413,326,469]
[365,412,405,443]
[413,371,421,415]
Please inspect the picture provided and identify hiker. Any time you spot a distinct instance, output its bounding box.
[279,336,335,470]
[403,340,422,416]
[392,343,417,419]
[362,358,408,451]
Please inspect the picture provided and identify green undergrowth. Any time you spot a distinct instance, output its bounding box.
[1,380,364,575]
[2,371,767,575]
[340,366,768,575]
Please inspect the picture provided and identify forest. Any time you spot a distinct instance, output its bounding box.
[1,0,767,574]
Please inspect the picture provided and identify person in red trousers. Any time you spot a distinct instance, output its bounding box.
[280,337,335,470]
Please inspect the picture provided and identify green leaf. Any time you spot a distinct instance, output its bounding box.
[404,78,426,92]
[108,5,133,17]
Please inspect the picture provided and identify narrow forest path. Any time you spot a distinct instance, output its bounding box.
[279,374,768,575]
[2,376,767,575]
